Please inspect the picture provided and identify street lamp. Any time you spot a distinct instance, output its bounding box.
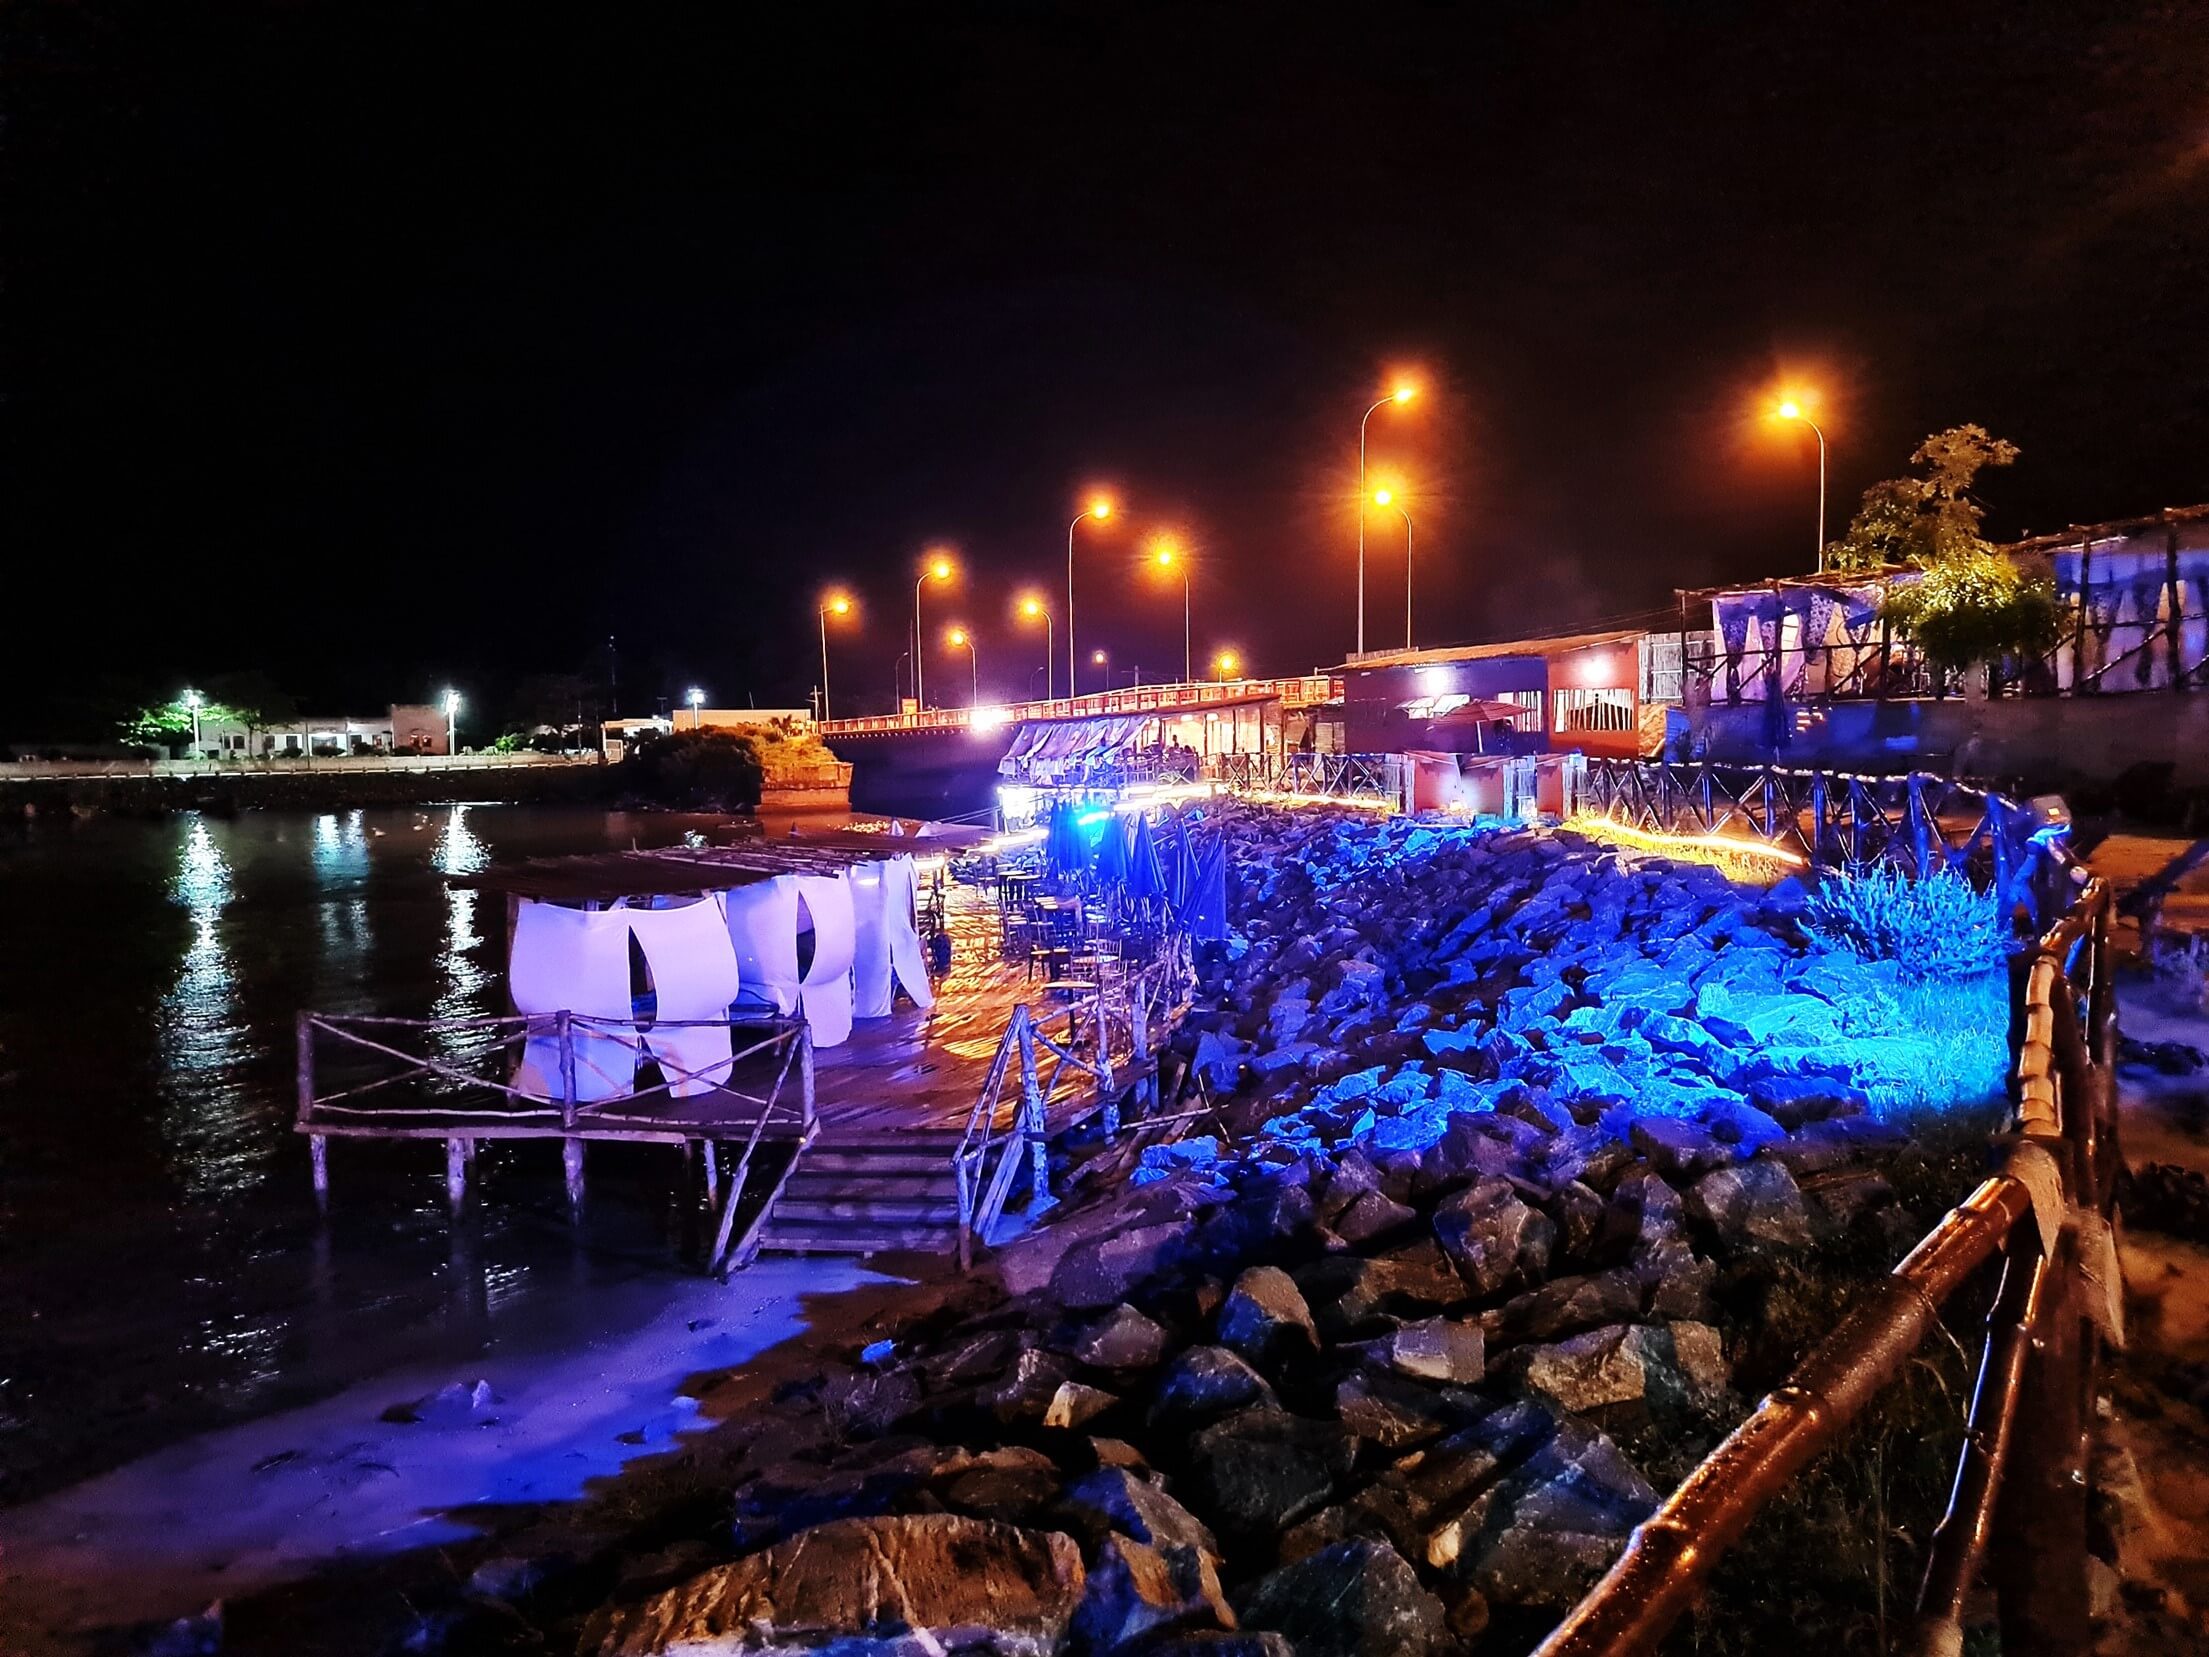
[687,686,706,730]
[1213,650,1241,681]
[1017,595,1055,705]
[1066,495,1114,697]
[1357,383,1416,656]
[1777,398,1829,572]
[1374,487,1415,649]
[182,688,204,755]
[818,593,852,721]
[914,553,954,709]
[946,627,979,708]
[1152,537,1192,684]
[442,689,462,755]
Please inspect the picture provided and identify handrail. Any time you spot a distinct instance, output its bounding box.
[820,674,1342,739]
[1537,874,2118,1656]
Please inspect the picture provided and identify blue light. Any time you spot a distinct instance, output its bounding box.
[1076,809,1112,827]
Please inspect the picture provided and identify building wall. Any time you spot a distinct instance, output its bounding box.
[1343,641,1644,757]
[1687,692,2209,788]
[390,703,448,754]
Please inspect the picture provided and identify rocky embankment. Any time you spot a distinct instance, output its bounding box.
[414,809,1998,1657]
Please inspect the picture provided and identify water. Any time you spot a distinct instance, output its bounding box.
[0,803,832,1506]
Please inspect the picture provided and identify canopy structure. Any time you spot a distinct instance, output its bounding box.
[997,713,1154,780]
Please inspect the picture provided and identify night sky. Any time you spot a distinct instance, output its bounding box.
[8,2,2207,733]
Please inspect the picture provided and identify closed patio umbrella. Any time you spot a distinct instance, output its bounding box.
[1126,811,1165,904]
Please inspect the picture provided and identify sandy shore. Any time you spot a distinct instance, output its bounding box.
[0,1257,919,1655]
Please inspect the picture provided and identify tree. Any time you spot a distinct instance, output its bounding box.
[1823,423,2019,575]
[1882,548,2061,680]
[616,729,763,810]
[120,699,198,754]
[204,671,298,747]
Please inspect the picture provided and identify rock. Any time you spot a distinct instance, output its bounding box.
[942,1460,1066,1525]
[1430,1180,1554,1297]
[1747,1074,1871,1128]
[1070,1533,1235,1654]
[586,1515,1086,1656]
[1185,1407,1356,1545]
[1076,1305,1173,1370]
[1045,1381,1120,1430]
[1688,1159,1816,1248]
[1380,1317,1485,1384]
[1333,1188,1419,1245]
[1445,1419,1657,1607]
[1334,1369,1481,1450]
[1051,1222,1192,1310]
[1628,1117,1734,1179]
[1216,1268,1321,1370]
[1141,1635,1293,1657]
[987,1350,1075,1422]
[1237,1539,1447,1657]
[1763,1115,1909,1175]
[1295,1241,1464,1338]
[1520,1322,1725,1426]
[1151,1346,1274,1430]
[1058,1468,1220,1559]
[467,1553,574,1606]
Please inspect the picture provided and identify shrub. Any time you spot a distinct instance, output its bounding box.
[618,729,763,810]
[1803,864,2006,982]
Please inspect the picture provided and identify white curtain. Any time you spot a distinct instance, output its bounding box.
[723,875,802,1015]
[881,854,935,1011]
[628,895,743,1096]
[507,901,638,1103]
[794,872,858,1047]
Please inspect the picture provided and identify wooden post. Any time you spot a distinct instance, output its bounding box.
[563,1138,585,1218]
[1990,1239,2093,1653]
[557,1009,577,1129]
[700,1139,719,1205]
[296,1010,324,1206]
[2167,519,2186,690]
[309,1133,329,1209]
[2072,544,2092,691]
[1018,1020,1050,1209]
[445,1137,468,1212]
[798,1022,817,1130]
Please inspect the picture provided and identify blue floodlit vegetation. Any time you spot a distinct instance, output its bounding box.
[1801,864,2007,985]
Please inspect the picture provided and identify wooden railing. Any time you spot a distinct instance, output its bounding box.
[1539,822,2118,1653]
[953,947,1189,1268]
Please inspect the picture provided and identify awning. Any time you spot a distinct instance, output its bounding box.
[997,714,1152,775]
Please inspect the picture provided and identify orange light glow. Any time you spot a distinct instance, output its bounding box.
[1089,498,1113,520]
[1213,650,1241,677]
[1777,399,1803,421]
[1091,649,1108,664]
[1372,488,1393,507]
[1018,596,1043,618]
[1392,385,1416,404]
[947,627,969,647]
[928,556,954,580]
[824,593,852,615]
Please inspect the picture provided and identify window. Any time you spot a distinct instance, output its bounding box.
[1554,686,1635,732]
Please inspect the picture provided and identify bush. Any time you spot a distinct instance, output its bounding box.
[617,729,763,810]
[1803,865,2006,982]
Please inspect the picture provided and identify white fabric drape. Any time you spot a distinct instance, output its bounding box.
[508,901,638,1102]
[881,854,935,1010]
[723,876,802,1015]
[794,873,857,1047]
[628,895,742,1096]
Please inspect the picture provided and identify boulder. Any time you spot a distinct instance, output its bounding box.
[1488,1268,1644,1343]
[1045,1382,1120,1430]
[1333,1188,1419,1245]
[1058,1468,1220,1560]
[1430,1180,1554,1297]
[1688,1159,1816,1248]
[1519,1321,1726,1427]
[1051,1222,1192,1310]
[1076,1305,1173,1371]
[1185,1406,1356,1544]
[1627,1117,1734,1179]
[1070,1534,1235,1655]
[1236,1539,1447,1657]
[1334,1369,1480,1450]
[1380,1317,1485,1385]
[586,1515,1086,1656]
[1151,1346,1274,1431]
[1216,1268,1321,1370]
[986,1350,1076,1422]
[1294,1240,1464,1338]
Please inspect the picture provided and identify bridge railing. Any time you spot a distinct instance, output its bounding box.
[820,675,1341,739]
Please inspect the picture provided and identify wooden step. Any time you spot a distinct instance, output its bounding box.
[756,1217,962,1255]
[798,1149,965,1177]
[772,1195,963,1225]
[781,1172,959,1202]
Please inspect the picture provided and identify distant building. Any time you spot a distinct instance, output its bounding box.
[600,708,814,761]
[186,703,451,758]
[1330,629,1667,759]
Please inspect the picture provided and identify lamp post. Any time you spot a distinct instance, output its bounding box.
[946,627,979,708]
[913,554,953,709]
[686,686,705,730]
[1374,488,1415,649]
[1152,538,1192,684]
[1357,384,1416,656]
[818,594,851,721]
[442,689,461,755]
[182,688,203,755]
[1065,496,1113,697]
[1212,650,1241,681]
[1777,400,1829,572]
[1018,596,1054,705]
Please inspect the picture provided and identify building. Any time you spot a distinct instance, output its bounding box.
[192,703,451,758]
[1329,629,1667,760]
[600,708,815,761]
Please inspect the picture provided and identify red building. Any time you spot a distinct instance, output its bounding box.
[1329,628,1664,760]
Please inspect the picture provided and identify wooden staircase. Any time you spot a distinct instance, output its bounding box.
[752,1130,973,1256]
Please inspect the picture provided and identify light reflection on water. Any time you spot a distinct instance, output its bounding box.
[0,802,799,1506]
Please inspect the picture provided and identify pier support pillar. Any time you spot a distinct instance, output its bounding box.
[563,1138,586,1219]
[445,1137,468,1213]
[309,1133,329,1209]
[698,1139,719,1205]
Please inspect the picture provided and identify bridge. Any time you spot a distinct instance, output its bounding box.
[817,673,1339,740]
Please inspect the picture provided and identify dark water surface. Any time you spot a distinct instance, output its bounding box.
[0,804,825,1505]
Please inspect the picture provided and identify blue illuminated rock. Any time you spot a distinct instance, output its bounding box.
[1151,1346,1275,1429]
[1431,1179,1555,1296]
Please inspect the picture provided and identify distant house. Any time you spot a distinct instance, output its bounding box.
[1330,629,1668,759]
[192,704,451,758]
[600,708,814,762]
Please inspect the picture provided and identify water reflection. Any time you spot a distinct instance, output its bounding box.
[157,817,256,1200]
[430,807,499,1088]
[313,811,373,971]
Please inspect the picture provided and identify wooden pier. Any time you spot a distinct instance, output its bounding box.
[295,879,1183,1269]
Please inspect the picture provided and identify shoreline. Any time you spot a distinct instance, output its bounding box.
[0,1254,945,1656]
